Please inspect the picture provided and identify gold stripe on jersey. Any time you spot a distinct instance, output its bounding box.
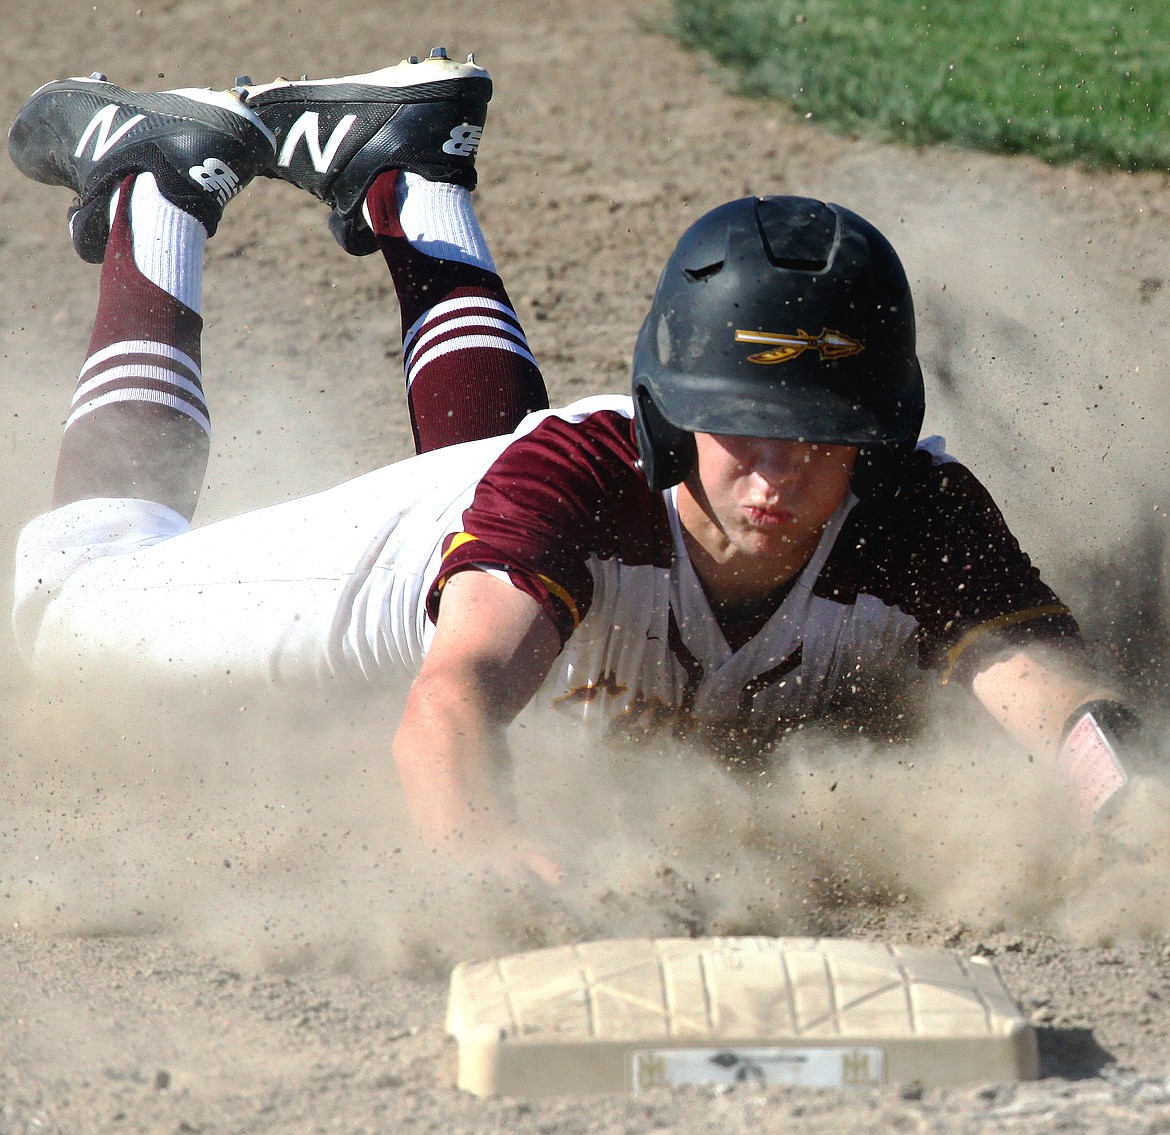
[940,602,1072,684]
[438,531,581,629]
[443,531,480,557]
[535,572,581,630]
[430,532,481,602]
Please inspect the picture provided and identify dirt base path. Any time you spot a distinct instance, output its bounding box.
[3,1,1170,1131]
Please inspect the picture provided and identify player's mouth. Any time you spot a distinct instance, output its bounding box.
[743,503,794,528]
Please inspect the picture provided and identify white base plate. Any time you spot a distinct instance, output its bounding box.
[446,936,1038,1097]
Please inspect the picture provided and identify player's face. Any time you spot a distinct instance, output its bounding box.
[680,433,857,592]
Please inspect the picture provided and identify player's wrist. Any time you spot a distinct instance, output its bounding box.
[1059,698,1141,748]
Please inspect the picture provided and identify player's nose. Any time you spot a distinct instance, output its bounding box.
[746,438,809,482]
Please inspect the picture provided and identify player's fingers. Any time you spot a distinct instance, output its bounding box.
[517,844,566,886]
[486,835,566,887]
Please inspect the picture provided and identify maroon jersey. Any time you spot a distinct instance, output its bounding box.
[428,397,1078,749]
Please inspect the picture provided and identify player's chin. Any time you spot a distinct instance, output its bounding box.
[735,527,799,557]
[742,516,828,558]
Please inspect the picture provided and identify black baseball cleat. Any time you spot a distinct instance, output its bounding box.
[8,74,276,262]
[238,49,491,253]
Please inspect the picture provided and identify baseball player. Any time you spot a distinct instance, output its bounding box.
[8,51,1138,882]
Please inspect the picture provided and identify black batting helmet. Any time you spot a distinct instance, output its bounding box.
[632,195,925,491]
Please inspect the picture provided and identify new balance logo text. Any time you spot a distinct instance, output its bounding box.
[277,112,357,173]
[74,105,146,162]
[442,123,483,157]
[189,157,241,205]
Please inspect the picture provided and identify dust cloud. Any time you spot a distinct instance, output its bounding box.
[508,700,1170,951]
[6,217,1170,976]
[4,653,1169,978]
[3,108,1170,989]
[895,155,1170,705]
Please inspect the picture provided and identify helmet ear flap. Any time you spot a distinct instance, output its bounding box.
[849,358,926,498]
[851,443,917,498]
[634,385,697,492]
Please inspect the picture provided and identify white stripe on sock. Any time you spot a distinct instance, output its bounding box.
[65,388,211,434]
[406,335,539,390]
[79,339,201,384]
[71,364,208,411]
[402,295,518,355]
[404,315,529,373]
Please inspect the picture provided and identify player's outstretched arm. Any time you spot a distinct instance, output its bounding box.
[971,646,1135,817]
[392,569,565,883]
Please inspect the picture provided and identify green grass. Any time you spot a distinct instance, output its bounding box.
[670,0,1170,171]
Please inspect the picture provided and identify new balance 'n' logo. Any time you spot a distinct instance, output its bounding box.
[74,104,145,162]
[277,111,357,173]
[188,157,242,204]
[443,123,483,157]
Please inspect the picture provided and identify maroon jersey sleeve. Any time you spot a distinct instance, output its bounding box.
[426,409,671,643]
[819,451,1082,685]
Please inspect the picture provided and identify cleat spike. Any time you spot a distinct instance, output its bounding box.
[234,75,253,87]
[408,55,420,64]
[89,71,108,82]
[467,53,476,64]
[429,47,449,59]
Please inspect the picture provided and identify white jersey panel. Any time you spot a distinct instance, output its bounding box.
[533,487,922,735]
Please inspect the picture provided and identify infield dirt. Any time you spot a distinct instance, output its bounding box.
[3,1,1170,1131]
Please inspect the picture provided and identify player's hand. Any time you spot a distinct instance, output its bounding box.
[507,837,566,886]
[430,822,567,886]
[470,829,566,887]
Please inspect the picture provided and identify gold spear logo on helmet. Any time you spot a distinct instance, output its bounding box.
[735,327,865,364]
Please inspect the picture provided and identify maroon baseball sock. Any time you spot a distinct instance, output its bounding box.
[363,170,548,453]
[53,175,209,520]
